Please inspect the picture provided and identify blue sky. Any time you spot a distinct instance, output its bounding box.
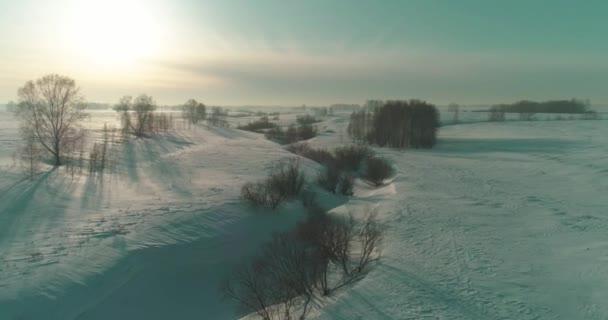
[0,0,606,105]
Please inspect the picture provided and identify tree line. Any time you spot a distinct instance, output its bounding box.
[347,100,439,148]
[11,74,216,180]
[490,99,590,114]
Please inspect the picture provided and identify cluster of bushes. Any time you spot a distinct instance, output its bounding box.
[490,99,590,114]
[237,116,277,132]
[287,143,394,193]
[222,205,384,320]
[296,114,321,125]
[265,123,317,144]
[347,100,439,148]
[241,158,305,209]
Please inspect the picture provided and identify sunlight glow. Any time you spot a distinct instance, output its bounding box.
[63,0,167,68]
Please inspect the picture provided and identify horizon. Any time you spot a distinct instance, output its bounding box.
[1,0,607,105]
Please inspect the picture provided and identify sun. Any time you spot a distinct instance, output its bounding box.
[64,0,167,67]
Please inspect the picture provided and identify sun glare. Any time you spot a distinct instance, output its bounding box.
[64,0,167,68]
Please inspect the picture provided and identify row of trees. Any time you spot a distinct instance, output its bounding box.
[347,100,439,148]
[490,99,590,114]
[12,74,216,180]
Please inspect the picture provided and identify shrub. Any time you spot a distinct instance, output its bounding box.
[268,158,305,199]
[334,145,374,172]
[223,205,385,319]
[241,158,305,209]
[238,116,277,132]
[296,206,384,295]
[222,232,318,320]
[365,157,394,186]
[316,165,340,193]
[241,181,283,209]
[265,126,285,143]
[297,124,317,141]
[296,114,321,125]
[286,143,334,166]
[338,174,355,196]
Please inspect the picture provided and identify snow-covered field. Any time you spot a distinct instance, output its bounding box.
[1,109,607,319]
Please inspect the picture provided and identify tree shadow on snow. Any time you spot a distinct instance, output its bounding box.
[0,168,76,245]
[118,135,195,198]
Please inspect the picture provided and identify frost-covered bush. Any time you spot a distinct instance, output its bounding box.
[365,157,394,186]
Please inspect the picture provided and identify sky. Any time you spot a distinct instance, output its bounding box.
[0,0,607,106]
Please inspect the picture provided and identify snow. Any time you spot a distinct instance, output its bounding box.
[1,108,608,319]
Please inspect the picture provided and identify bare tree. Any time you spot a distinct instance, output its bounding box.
[222,233,317,320]
[209,106,229,127]
[448,103,460,124]
[114,94,157,137]
[17,128,42,181]
[14,74,89,166]
[182,99,206,125]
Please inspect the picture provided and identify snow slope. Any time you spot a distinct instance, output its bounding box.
[310,120,608,320]
[1,109,608,319]
[0,121,319,319]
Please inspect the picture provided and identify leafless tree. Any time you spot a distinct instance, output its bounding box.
[14,74,89,166]
[182,99,206,125]
[448,103,460,123]
[114,94,157,137]
[208,106,229,126]
[222,233,318,320]
[16,128,42,181]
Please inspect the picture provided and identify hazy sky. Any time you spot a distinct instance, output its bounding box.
[1,0,607,106]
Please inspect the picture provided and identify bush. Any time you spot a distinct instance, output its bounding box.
[238,116,277,132]
[223,205,385,319]
[334,145,374,172]
[241,158,305,209]
[338,174,355,196]
[365,157,394,186]
[265,126,285,143]
[296,114,321,125]
[222,232,318,320]
[297,124,317,141]
[241,181,283,209]
[296,206,384,295]
[316,165,340,193]
[268,158,305,199]
[286,143,335,166]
